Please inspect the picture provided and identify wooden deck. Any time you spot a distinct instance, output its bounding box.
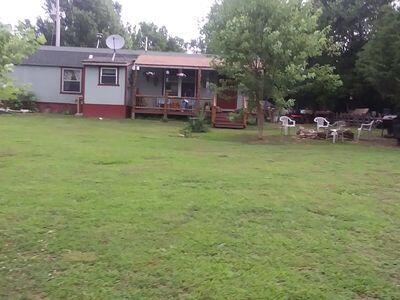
[133,107,205,116]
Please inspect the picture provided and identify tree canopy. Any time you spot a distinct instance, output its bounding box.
[36,0,125,47]
[203,0,341,138]
[0,22,44,100]
[356,5,400,107]
[308,0,393,109]
[128,22,185,52]
[35,0,187,52]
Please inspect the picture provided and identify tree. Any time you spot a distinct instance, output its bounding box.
[203,0,340,139]
[0,22,44,100]
[356,5,400,107]
[36,0,126,47]
[185,37,207,53]
[130,22,185,52]
[311,0,392,105]
[294,64,342,109]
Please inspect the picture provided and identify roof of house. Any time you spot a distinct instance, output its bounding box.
[134,53,214,70]
[21,46,215,69]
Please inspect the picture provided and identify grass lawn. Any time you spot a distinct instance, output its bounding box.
[0,114,399,299]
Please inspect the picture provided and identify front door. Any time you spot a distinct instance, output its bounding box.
[217,89,237,110]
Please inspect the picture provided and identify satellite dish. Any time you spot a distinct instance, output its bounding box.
[106,34,125,61]
[106,34,125,50]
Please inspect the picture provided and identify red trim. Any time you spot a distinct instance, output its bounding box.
[60,67,83,94]
[82,66,86,101]
[83,103,127,119]
[36,102,77,114]
[98,66,119,86]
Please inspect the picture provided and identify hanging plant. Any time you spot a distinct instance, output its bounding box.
[144,71,156,82]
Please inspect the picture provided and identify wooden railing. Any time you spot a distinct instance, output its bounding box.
[134,95,213,116]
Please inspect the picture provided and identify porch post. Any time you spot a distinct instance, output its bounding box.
[196,68,202,113]
[211,94,217,127]
[131,66,138,119]
[163,91,168,119]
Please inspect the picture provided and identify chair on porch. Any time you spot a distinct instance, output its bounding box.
[314,117,330,132]
[279,116,296,136]
[357,120,374,141]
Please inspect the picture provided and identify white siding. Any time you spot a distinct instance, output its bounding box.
[11,65,81,103]
[84,66,126,105]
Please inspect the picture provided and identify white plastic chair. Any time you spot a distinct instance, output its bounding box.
[279,116,296,135]
[357,120,374,141]
[314,117,330,132]
[328,121,346,143]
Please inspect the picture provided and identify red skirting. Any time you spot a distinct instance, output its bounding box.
[83,103,127,119]
[37,102,77,114]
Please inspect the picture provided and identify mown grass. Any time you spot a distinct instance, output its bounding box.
[0,114,399,299]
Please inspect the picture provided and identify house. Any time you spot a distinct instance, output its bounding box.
[11,46,246,128]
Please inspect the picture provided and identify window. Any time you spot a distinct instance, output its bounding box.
[164,69,179,96]
[61,68,81,93]
[164,69,196,97]
[181,70,196,97]
[100,67,118,85]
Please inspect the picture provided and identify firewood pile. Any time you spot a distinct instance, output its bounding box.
[296,127,354,140]
[296,127,326,139]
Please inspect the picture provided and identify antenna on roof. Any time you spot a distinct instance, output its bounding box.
[106,34,125,61]
[96,33,103,48]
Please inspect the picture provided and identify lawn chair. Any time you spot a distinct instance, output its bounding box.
[328,121,346,143]
[279,116,296,136]
[356,120,374,141]
[314,117,330,132]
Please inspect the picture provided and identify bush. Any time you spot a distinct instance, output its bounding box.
[186,110,209,133]
[1,90,37,110]
[181,110,209,137]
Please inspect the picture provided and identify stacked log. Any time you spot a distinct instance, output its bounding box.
[296,127,354,140]
[296,127,326,139]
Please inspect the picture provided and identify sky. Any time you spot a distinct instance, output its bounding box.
[0,0,215,41]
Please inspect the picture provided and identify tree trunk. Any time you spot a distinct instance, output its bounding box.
[256,100,265,140]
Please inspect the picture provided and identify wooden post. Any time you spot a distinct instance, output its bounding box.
[163,93,168,119]
[211,94,217,127]
[196,69,202,114]
[131,67,138,119]
[243,96,248,128]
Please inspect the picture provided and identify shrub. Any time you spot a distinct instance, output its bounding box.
[1,90,37,110]
[185,110,209,133]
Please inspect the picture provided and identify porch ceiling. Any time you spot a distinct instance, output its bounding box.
[134,54,214,70]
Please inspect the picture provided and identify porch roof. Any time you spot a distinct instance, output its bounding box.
[134,53,214,70]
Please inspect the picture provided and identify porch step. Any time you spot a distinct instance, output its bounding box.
[213,112,245,129]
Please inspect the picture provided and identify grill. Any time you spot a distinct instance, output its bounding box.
[392,117,400,146]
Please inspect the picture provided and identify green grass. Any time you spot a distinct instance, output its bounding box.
[0,114,399,299]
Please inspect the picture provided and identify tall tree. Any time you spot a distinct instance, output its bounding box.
[203,0,340,139]
[356,5,400,108]
[185,37,207,53]
[0,22,44,100]
[312,0,393,105]
[36,0,126,47]
[130,22,185,52]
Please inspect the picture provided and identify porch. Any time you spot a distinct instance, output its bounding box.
[134,95,213,116]
[130,53,246,128]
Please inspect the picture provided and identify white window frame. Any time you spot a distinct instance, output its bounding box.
[61,68,82,94]
[100,67,118,85]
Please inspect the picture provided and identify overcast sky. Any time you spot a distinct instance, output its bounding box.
[0,0,215,41]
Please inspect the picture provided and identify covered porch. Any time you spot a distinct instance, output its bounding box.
[131,53,216,118]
